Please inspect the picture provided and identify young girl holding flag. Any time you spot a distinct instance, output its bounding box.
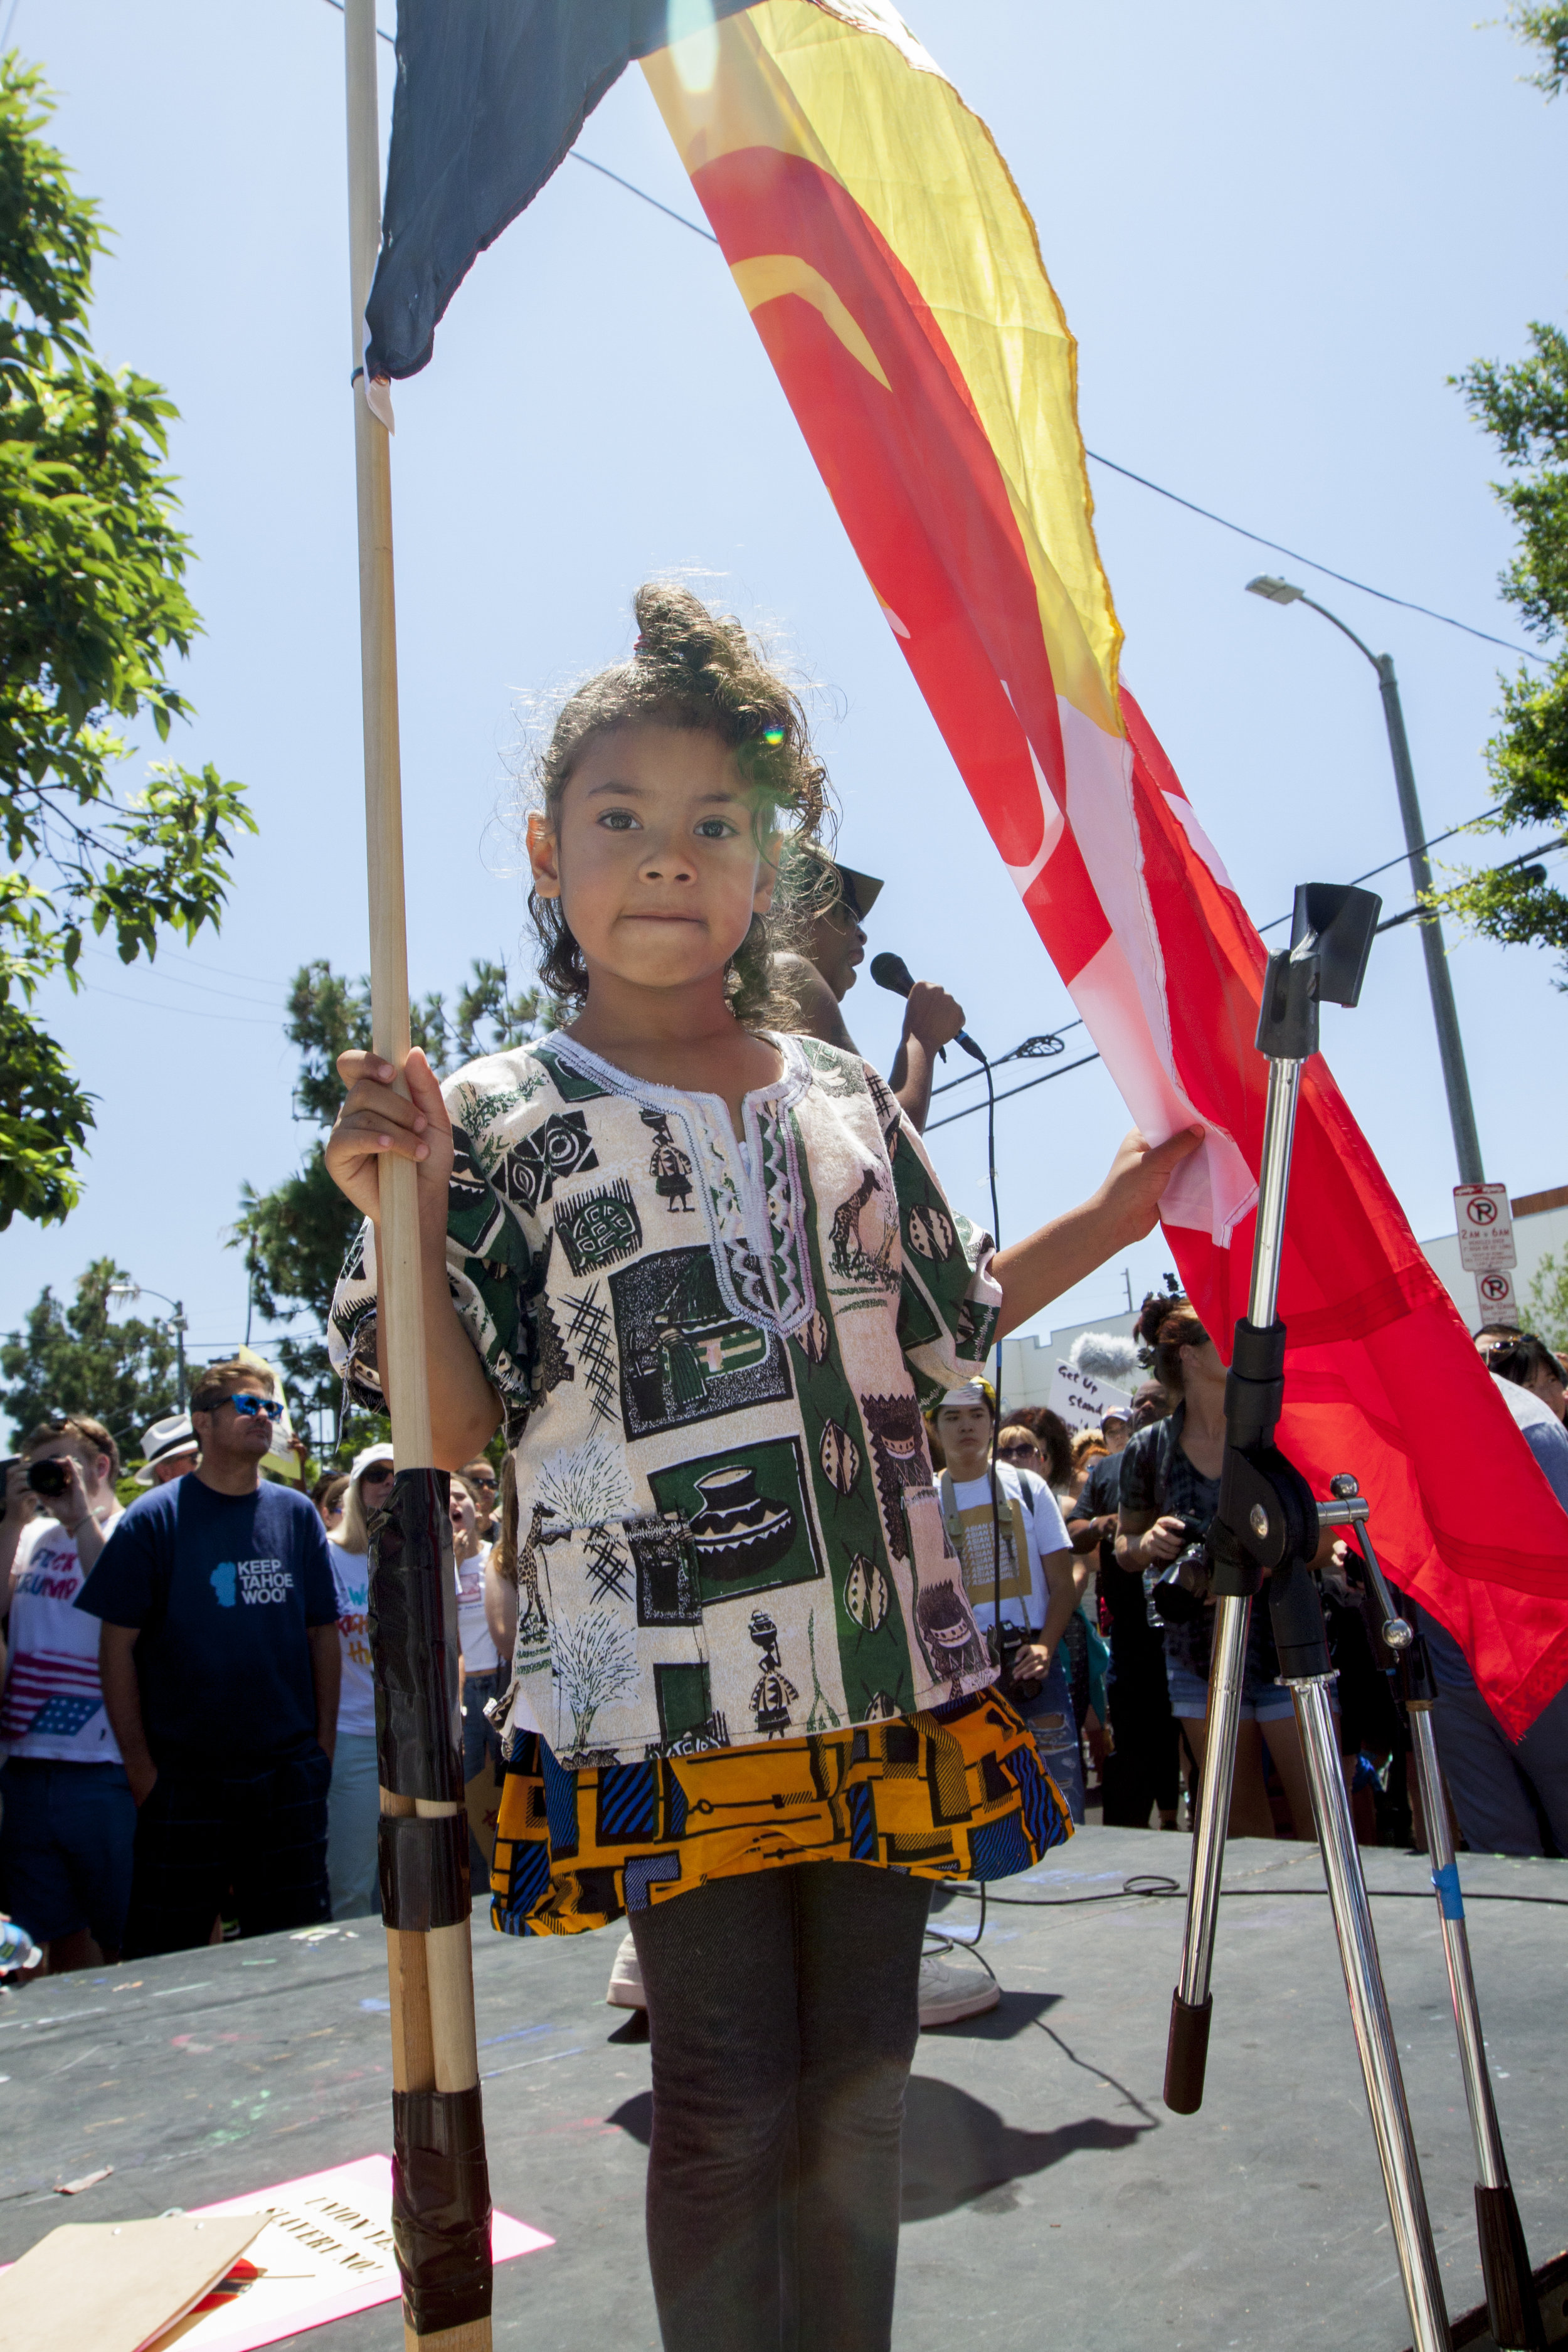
[326,584,1196,2351]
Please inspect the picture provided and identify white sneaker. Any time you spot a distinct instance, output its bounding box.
[918,1946,1000,2028]
[607,1929,645,2009]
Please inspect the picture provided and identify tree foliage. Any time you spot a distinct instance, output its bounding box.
[1509,3,1568,97]
[1437,21,1568,974]
[0,1254,176,1450]
[1526,1246,1568,1350]
[0,56,252,1227]
[233,958,544,1441]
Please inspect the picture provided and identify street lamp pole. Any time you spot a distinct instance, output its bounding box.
[107,1282,188,1406]
[1246,578,1485,1187]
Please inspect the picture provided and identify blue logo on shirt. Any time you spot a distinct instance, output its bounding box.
[210,1562,237,1609]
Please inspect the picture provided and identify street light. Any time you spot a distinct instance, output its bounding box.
[107,1281,188,1406]
[1245,576,1484,1187]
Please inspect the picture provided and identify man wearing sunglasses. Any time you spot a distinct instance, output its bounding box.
[78,1362,341,1955]
[460,1457,498,1544]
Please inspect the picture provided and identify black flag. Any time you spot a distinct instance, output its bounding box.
[366,0,760,381]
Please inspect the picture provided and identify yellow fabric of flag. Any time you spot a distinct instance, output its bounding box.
[644,0,1123,736]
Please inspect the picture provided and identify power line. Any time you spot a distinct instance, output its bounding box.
[926,1049,1104,1133]
[1084,453,1546,664]
[78,945,287,1010]
[569,152,718,245]
[930,1018,1085,1100]
[1373,831,1567,934]
[924,822,1566,1133]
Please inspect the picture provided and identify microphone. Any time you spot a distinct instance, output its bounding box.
[869,952,987,1062]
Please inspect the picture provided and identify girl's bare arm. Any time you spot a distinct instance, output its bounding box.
[991,1126,1204,1340]
[327,1046,503,1470]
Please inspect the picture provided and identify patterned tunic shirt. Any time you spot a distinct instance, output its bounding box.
[329,1029,1070,1932]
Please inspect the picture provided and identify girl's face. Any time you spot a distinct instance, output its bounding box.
[450,1485,477,1548]
[527,725,776,997]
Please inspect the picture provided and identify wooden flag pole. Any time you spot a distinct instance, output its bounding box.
[342,5,493,2347]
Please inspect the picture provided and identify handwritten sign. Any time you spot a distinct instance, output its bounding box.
[150,2154,551,2351]
[1046,1362,1131,1435]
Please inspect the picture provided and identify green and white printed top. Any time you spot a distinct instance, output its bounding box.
[328,1030,1002,1766]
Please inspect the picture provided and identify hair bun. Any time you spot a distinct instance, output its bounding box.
[630,582,748,683]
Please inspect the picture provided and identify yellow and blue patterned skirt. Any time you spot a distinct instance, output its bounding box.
[489,1692,1070,1936]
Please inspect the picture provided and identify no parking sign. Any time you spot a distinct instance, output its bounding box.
[1454,1184,1517,1274]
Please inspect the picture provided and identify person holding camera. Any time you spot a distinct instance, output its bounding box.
[0,1416,132,1971]
[931,1380,1084,1820]
[1071,1406,1180,1832]
[1115,1298,1316,1840]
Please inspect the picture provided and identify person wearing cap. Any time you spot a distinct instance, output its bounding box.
[773,859,966,1133]
[135,1413,199,1488]
[77,1359,340,1954]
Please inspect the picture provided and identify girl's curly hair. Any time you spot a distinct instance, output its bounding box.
[527,583,837,1025]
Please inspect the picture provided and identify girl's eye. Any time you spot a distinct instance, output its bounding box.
[694,818,738,840]
[598,808,642,831]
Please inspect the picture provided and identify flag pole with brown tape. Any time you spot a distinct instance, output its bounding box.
[342,3,494,2344]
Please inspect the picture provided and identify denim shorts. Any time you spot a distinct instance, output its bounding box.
[1166,1660,1296,1725]
[0,1756,136,1947]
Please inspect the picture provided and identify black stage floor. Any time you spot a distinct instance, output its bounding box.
[2,1826,1564,2350]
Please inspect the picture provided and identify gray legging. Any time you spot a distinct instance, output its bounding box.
[628,1860,933,2351]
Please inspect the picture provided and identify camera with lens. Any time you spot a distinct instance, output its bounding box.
[25,1458,72,1498]
[1145,1518,1211,1629]
[987,1617,1042,1702]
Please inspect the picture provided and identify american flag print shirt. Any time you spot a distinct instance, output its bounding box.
[1,1512,124,1761]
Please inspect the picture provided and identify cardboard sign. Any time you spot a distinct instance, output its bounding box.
[1454,1183,1517,1274]
[0,2215,264,2352]
[145,2154,551,2351]
[1046,1361,1131,1435]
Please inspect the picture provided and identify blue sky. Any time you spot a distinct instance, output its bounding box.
[5,0,1565,1404]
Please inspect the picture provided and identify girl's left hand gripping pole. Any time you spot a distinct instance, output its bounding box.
[342,4,494,2345]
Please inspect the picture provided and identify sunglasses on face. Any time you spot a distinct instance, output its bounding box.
[360,1464,395,1487]
[226,1393,278,1422]
[997,1442,1040,1461]
[469,1473,496,1490]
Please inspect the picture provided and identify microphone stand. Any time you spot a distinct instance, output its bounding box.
[1162,884,1451,2352]
[1325,1480,1545,2351]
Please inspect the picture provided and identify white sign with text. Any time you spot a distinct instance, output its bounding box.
[1454,1183,1517,1273]
[1046,1361,1132,1434]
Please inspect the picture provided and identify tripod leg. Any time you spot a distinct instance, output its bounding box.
[1164,1593,1251,2112]
[1408,1708,1544,2351]
[1291,1680,1451,2352]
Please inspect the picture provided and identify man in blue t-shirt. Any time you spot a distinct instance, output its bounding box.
[78,1361,341,1956]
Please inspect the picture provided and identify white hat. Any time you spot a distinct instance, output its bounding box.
[349,1442,395,1485]
[135,1412,198,1486]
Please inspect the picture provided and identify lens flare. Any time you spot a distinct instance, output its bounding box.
[670,0,719,94]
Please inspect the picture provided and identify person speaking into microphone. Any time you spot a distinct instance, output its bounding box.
[771,857,966,1131]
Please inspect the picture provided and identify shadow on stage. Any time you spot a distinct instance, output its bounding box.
[607,2070,1150,2223]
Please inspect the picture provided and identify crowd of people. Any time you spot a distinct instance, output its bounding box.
[0,1363,512,1973]
[951,1294,1568,1862]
